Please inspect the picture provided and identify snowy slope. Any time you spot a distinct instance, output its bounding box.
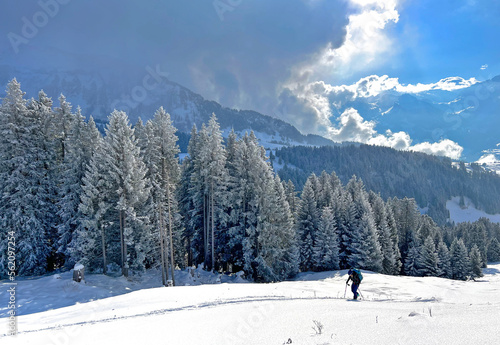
[447,196,500,223]
[477,145,500,175]
[2,264,500,344]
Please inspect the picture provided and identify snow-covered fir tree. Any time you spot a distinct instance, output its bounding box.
[188,114,228,270]
[296,176,319,271]
[313,206,340,271]
[389,197,421,265]
[487,238,500,262]
[419,236,439,277]
[72,135,109,272]
[369,191,400,275]
[450,238,470,281]
[468,222,488,268]
[436,241,452,278]
[178,125,200,267]
[404,245,422,277]
[416,215,441,246]
[343,176,383,272]
[104,110,151,275]
[0,79,53,276]
[469,244,483,279]
[75,110,151,276]
[142,107,183,285]
[57,109,101,267]
[252,175,298,281]
[283,179,299,219]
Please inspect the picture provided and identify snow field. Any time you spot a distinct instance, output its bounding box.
[446,196,500,223]
[2,264,500,344]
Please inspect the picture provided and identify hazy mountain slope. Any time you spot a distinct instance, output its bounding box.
[0,66,334,148]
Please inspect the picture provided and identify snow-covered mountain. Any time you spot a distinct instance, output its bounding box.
[0,65,334,149]
[331,75,500,163]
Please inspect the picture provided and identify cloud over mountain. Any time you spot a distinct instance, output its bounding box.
[327,108,463,159]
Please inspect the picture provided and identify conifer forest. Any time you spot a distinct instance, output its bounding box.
[2,79,500,284]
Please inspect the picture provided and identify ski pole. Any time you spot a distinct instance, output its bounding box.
[344,283,347,298]
[358,288,364,300]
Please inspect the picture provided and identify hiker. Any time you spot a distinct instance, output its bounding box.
[346,268,362,300]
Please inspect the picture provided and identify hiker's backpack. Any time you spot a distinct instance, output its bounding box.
[353,268,363,283]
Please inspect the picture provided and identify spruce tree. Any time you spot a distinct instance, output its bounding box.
[369,192,399,275]
[450,238,470,281]
[313,206,340,271]
[468,222,488,268]
[385,203,402,274]
[390,197,421,264]
[76,110,151,276]
[344,176,382,272]
[296,177,319,271]
[178,125,201,267]
[437,241,452,278]
[469,244,483,279]
[57,108,98,266]
[0,80,52,276]
[222,129,243,270]
[487,238,500,262]
[73,137,110,272]
[195,114,228,270]
[404,244,423,277]
[104,110,151,275]
[420,236,439,277]
[254,175,298,281]
[142,107,182,285]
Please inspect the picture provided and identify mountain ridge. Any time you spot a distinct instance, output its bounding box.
[0,65,335,148]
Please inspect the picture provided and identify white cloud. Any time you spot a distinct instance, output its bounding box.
[329,75,479,99]
[411,140,464,160]
[327,108,463,159]
[326,0,400,71]
[328,108,378,142]
[481,64,489,70]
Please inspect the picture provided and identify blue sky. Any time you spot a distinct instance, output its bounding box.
[1,0,499,158]
[385,0,500,84]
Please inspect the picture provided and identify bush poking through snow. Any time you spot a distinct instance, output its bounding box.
[312,320,324,335]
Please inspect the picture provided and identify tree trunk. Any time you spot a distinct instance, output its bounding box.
[204,193,208,266]
[211,181,215,271]
[101,223,107,275]
[119,210,124,274]
[120,210,128,277]
[166,169,176,286]
[159,203,168,286]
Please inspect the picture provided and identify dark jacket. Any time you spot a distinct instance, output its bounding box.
[347,271,361,285]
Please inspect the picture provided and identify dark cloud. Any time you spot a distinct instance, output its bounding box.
[1,0,349,115]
